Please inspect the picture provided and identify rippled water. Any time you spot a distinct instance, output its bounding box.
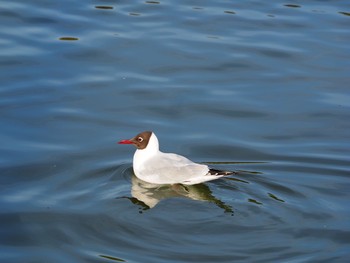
[1,0,350,262]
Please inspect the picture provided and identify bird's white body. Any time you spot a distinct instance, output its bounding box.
[132,133,225,185]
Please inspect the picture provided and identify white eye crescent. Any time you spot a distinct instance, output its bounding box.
[137,137,143,142]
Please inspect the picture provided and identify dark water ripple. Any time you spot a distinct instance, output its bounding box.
[1,0,350,262]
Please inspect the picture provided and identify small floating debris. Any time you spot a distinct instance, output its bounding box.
[224,10,236,14]
[193,7,204,10]
[145,1,160,4]
[248,199,263,205]
[268,193,285,203]
[95,5,114,10]
[129,12,141,16]
[58,37,79,41]
[284,4,301,8]
[338,11,350,16]
[99,254,126,262]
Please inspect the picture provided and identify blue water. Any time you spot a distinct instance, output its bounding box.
[1,0,350,262]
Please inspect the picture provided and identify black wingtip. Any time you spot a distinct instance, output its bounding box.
[209,169,237,176]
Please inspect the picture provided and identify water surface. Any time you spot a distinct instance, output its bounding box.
[1,0,350,262]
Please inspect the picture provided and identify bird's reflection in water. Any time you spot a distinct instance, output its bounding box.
[125,175,234,214]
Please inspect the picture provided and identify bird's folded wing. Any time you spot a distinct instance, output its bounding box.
[143,153,209,183]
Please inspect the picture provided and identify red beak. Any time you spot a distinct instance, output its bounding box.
[118,139,134,144]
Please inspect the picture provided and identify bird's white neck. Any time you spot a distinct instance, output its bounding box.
[133,132,160,164]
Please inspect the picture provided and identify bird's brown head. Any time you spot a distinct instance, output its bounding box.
[118,131,152,150]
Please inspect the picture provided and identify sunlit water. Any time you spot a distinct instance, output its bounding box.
[1,0,350,262]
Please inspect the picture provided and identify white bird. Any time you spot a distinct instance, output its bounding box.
[118,131,235,185]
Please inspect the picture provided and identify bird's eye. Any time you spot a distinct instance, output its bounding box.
[137,137,143,142]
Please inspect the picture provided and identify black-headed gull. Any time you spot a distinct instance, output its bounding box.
[118,131,235,185]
